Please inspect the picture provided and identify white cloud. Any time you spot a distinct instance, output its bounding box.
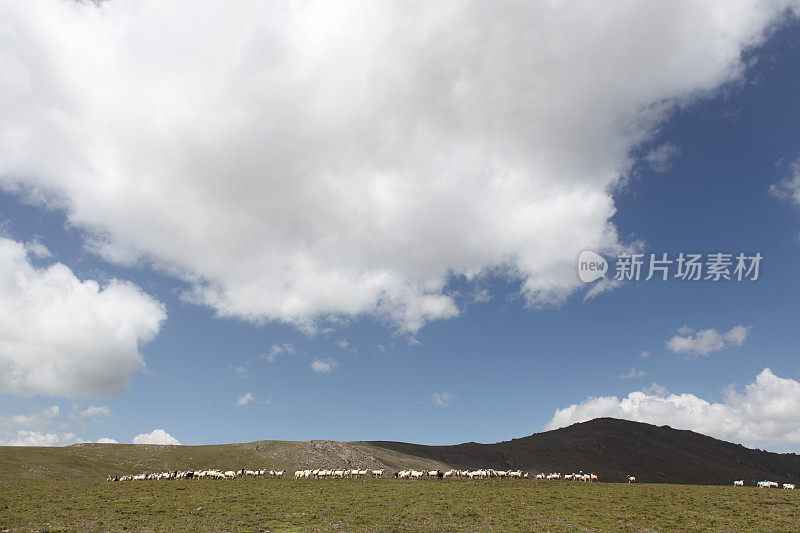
[260,343,296,363]
[23,238,52,258]
[642,382,668,397]
[639,350,650,359]
[311,358,338,374]
[666,325,751,356]
[432,391,455,407]
[97,437,118,444]
[334,339,349,349]
[132,429,180,445]
[546,368,800,449]
[0,1,795,333]
[8,405,60,428]
[78,405,111,421]
[770,154,800,208]
[644,143,681,173]
[0,405,86,446]
[619,367,647,379]
[236,392,254,406]
[1,430,85,446]
[0,237,166,397]
[471,287,492,304]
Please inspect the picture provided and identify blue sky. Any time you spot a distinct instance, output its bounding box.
[1,1,800,451]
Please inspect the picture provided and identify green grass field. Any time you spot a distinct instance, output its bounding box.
[1,478,798,532]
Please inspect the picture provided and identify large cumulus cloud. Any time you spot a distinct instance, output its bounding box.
[1,0,797,332]
[546,368,800,449]
[0,237,165,397]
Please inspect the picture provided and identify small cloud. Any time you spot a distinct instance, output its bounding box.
[8,405,60,428]
[334,339,349,349]
[233,365,248,378]
[236,392,255,406]
[1,430,85,446]
[97,437,118,444]
[432,391,455,407]
[666,325,751,357]
[724,325,750,346]
[471,287,492,303]
[23,238,53,258]
[770,154,800,209]
[645,143,681,173]
[311,358,338,373]
[642,382,668,397]
[132,429,180,445]
[639,350,650,359]
[78,405,111,421]
[0,406,88,446]
[260,342,296,363]
[619,367,647,379]
[583,278,622,302]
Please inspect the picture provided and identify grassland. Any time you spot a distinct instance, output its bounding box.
[1,478,798,532]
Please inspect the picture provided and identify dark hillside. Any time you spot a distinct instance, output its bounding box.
[365,418,800,485]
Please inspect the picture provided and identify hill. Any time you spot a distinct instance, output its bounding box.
[0,438,446,482]
[365,417,800,484]
[1,418,798,484]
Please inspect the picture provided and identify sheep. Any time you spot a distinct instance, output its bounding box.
[371,469,384,478]
[783,483,795,489]
[627,476,636,483]
[733,480,744,486]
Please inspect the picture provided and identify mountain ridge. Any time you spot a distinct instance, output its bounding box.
[2,418,798,484]
[364,417,800,484]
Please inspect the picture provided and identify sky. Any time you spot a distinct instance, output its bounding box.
[1,0,800,451]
